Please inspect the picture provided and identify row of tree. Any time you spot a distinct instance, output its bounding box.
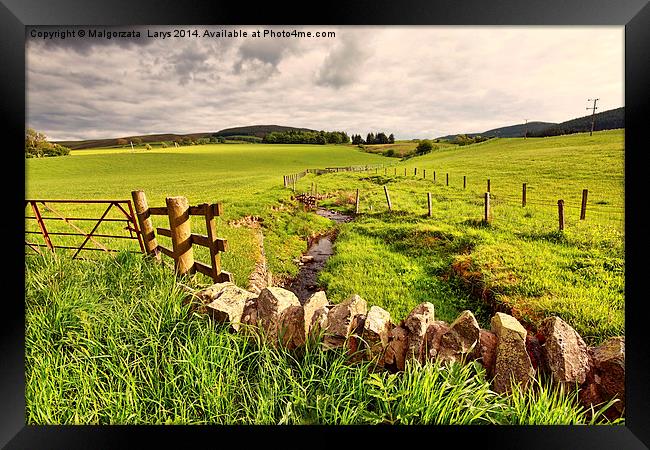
[451,134,490,146]
[351,132,395,145]
[25,128,70,158]
[262,130,350,145]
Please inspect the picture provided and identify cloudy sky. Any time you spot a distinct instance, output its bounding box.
[26,26,624,141]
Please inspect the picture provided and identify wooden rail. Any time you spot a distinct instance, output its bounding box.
[131,190,232,283]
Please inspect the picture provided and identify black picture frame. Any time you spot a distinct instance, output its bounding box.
[3,0,648,448]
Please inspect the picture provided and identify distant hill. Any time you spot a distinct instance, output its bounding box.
[213,125,317,139]
[438,107,624,140]
[55,125,318,149]
[528,107,624,137]
[55,132,214,150]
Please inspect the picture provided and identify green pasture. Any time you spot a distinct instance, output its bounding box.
[26,130,624,341]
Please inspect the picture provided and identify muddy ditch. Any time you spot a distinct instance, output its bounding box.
[285,207,354,303]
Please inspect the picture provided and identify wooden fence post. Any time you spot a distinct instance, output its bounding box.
[487,179,491,193]
[404,168,407,176]
[463,176,466,189]
[522,183,527,207]
[166,196,194,276]
[414,168,417,176]
[427,192,432,217]
[484,192,490,223]
[384,186,392,212]
[423,169,426,179]
[394,168,397,176]
[434,171,436,182]
[580,189,588,220]
[558,199,565,231]
[384,167,387,175]
[355,189,360,214]
[446,173,449,186]
[131,190,160,261]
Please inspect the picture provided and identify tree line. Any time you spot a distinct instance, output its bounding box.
[351,132,395,145]
[262,130,350,145]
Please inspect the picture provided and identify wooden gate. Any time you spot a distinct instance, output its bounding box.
[25,199,144,258]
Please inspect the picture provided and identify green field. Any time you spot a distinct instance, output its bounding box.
[25,131,625,424]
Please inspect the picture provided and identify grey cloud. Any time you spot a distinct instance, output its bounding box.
[315,36,370,88]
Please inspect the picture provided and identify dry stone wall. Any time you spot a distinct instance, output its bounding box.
[185,282,625,419]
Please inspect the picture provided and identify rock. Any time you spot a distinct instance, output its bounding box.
[526,334,545,372]
[278,305,306,350]
[424,321,451,361]
[404,303,436,363]
[384,326,408,371]
[538,316,589,387]
[323,294,368,349]
[190,282,257,331]
[303,291,329,340]
[580,336,625,419]
[301,255,314,263]
[475,329,498,378]
[491,312,535,394]
[362,306,393,364]
[309,306,329,339]
[240,296,259,331]
[347,314,367,363]
[437,310,480,365]
[255,287,301,345]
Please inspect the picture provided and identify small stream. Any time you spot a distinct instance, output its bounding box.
[286,207,354,303]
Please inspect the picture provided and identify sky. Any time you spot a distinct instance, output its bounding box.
[26,26,624,141]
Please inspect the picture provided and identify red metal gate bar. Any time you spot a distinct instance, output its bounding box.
[71,203,115,259]
[38,201,110,253]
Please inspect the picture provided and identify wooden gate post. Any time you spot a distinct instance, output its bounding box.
[580,189,588,220]
[166,196,194,276]
[427,192,432,217]
[484,192,490,223]
[558,199,565,231]
[384,186,392,212]
[131,190,160,261]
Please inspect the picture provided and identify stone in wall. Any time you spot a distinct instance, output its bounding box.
[424,320,451,361]
[303,291,329,340]
[580,336,625,420]
[475,329,498,378]
[362,305,393,366]
[491,312,535,394]
[538,316,589,388]
[278,305,306,350]
[404,303,436,364]
[437,310,480,365]
[323,294,368,349]
[255,287,301,345]
[384,326,408,372]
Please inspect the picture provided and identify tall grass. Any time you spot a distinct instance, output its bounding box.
[26,252,621,425]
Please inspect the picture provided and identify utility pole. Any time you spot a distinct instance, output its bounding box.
[524,119,528,139]
[587,98,599,136]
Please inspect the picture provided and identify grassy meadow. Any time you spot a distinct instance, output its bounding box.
[25,130,625,423]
